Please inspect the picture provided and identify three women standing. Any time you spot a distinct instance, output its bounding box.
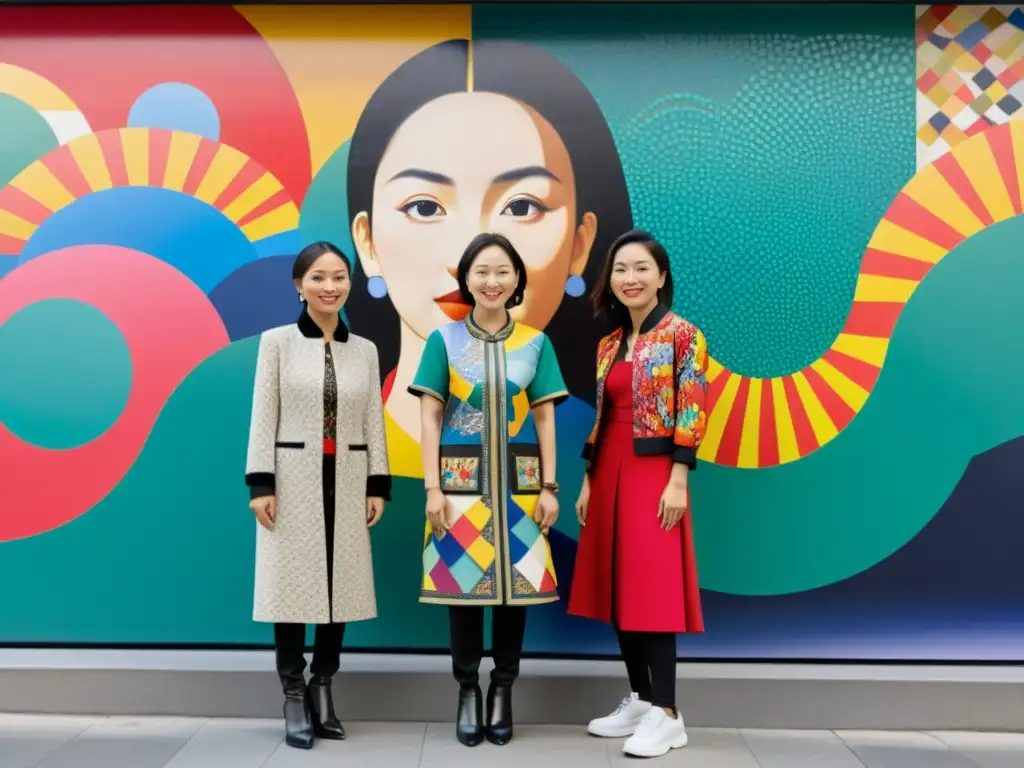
[568,230,709,759]
[244,231,706,757]
[245,242,391,749]
[411,233,568,747]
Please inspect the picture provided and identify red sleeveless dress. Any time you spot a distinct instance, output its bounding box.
[568,360,704,633]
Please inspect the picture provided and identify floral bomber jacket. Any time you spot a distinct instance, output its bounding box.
[582,303,709,468]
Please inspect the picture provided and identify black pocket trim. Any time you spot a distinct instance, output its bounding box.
[349,444,368,451]
[275,441,305,449]
[439,443,483,496]
[508,443,542,495]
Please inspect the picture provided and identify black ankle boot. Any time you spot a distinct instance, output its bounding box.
[486,683,513,745]
[456,685,484,746]
[306,675,345,740]
[282,684,313,749]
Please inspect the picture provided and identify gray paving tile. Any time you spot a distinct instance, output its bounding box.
[928,731,1024,768]
[420,722,609,768]
[31,717,206,768]
[742,728,866,767]
[260,722,425,768]
[163,718,283,768]
[837,730,980,768]
[0,714,103,768]
[607,727,761,767]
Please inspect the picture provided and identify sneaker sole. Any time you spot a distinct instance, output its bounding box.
[588,722,640,738]
[622,733,688,757]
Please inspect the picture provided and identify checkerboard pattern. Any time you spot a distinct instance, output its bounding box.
[423,496,495,595]
[508,494,557,595]
[916,5,1024,168]
[421,493,557,598]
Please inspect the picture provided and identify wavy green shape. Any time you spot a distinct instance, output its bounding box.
[694,215,1024,595]
[0,339,265,643]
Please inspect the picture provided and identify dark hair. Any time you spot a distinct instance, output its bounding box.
[456,233,527,310]
[591,229,674,326]
[344,39,633,405]
[292,241,352,281]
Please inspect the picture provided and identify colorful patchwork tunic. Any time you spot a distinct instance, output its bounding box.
[409,315,568,606]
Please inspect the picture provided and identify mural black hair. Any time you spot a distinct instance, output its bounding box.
[344,39,633,403]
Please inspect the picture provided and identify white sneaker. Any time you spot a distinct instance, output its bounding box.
[587,692,652,737]
[622,707,688,757]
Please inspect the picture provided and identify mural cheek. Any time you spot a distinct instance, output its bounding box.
[372,217,457,337]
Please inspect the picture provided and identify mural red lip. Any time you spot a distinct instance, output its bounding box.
[435,290,470,321]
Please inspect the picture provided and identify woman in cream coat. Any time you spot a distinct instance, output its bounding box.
[245,241,390,750]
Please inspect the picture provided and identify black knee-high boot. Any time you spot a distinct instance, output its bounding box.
[306,622,346,739]
[274,623,314,749]
[448,606,485,746]
[486,605,526,745]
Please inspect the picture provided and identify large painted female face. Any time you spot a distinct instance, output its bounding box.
[352,91,597,340]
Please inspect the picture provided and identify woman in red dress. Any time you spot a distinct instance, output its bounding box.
[567,230,709,759]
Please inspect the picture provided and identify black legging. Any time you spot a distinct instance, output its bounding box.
[274,455,345,688]
[448,604,527,689]
[615,627,677,710]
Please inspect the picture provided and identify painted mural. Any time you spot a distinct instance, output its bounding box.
[1,3,1024,660]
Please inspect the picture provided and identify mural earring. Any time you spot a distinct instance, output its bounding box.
[367,275,388,299]
[564,275,586,297]
[298,291,304,303]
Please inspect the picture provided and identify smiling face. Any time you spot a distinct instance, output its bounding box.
[295,252,351,315]
[352,90,597,340]
[609,241,666,312]
[464,244,519,313]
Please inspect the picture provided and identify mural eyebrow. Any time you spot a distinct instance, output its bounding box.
[387,168,455,185]
[491,165,561,185]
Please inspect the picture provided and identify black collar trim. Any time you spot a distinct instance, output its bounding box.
[297,307,349,342]
[624,303,670,335]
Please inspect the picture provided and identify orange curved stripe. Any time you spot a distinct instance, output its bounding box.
[0,129,300,260]
[704,122,1023,468]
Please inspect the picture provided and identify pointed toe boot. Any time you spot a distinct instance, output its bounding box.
[307,675,346,740]
[456,685,484,746]
[486,683,513,745]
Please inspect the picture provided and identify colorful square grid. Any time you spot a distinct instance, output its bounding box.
[422,495,494,595]
[916,5,1024,167]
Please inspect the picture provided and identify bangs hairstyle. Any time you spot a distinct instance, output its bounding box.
[591,229,674,322]
[457,232,527,309]
[292,241,352,281]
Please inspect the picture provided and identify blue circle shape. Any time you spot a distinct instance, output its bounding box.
[564,274,586,298]
[20,187,258,294]
[0,299,131,449]
[367,275,388,299]
[128,82,221,141]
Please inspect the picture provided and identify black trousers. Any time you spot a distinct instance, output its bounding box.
[449,605,527,689]
[615,627,677,710]
[274,455,345,692]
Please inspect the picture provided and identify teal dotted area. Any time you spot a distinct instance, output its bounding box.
[616,34,915,377]
[0,299,131,449]
[0,93,58,190]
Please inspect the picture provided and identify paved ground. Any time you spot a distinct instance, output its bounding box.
[1,715,1022,767]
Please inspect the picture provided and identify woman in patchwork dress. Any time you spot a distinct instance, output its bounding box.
[410,233,568,747]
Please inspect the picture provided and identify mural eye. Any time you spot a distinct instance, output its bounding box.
[400,199,446,220]
[501,198,548,218]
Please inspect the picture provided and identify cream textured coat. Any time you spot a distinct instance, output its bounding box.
[245,313,389,625]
